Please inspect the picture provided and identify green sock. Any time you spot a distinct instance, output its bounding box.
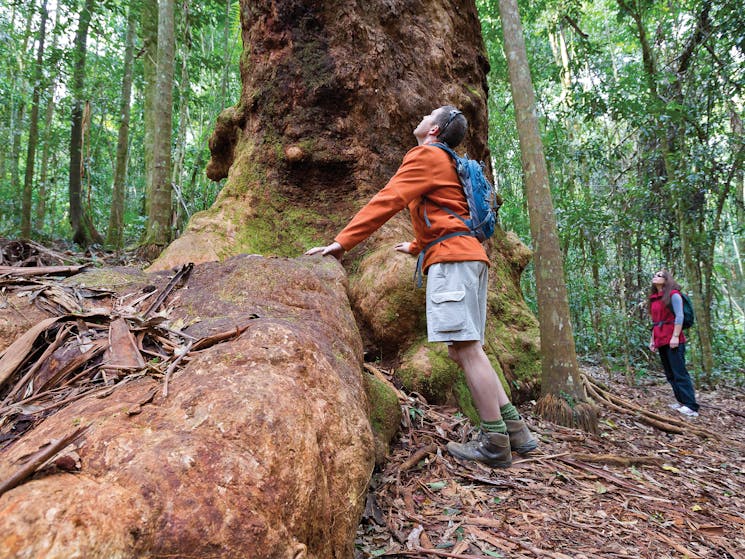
[500,403,521,421]
[481,419,507,434]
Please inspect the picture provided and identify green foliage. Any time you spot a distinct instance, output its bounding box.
[478,0,744,383]
[0,0,239,247]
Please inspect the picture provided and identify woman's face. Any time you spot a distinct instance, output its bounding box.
[652,271,666,287]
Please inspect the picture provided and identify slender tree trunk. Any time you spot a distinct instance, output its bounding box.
[9,102,25,218]
[0,126,6,187]
[35,3,61,232]
[141,0,158,218]
[220,0,231,109]
[21,1,48,238]
[8,6,35,218]
[106,5,137,249]
[142,0,175,253]
[172,0,191,235]
[68,0,102,246]
[622,0,718,378]
[498,0,596,431]
[729,110,744,288]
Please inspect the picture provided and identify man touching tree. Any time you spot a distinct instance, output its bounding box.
[307,106,538,467]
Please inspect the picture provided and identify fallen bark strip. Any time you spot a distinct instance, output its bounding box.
[467,526,575,559]
[0,424,89,497]
[191,323,254,351]
[0,316,63,387]
[162,341,193,398]
[655,532,702,559]
[0,265,87,277]
[569,453,664,467]
[34,340,107,394]
[382,549,489,559]
[399,444,437,472]
[1,323,73,405]
[441,460,522,489]
[364,362,407,401]
[142,262,193,317]
[557,457,644,492]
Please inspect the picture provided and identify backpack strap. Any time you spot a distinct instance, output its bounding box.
[432,142,458,160]
[421,196,468,228]
[414,231,473,288]
[412,143,475,287]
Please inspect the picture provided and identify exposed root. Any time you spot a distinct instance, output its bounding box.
[534,392,599,434]
[581,373,715,439]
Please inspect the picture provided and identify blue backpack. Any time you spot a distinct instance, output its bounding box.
[414,143,499,286]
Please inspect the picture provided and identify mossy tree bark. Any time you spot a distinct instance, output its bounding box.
[498,0,597,431]
[151,0,542,404]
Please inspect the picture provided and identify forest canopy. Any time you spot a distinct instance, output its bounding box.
[1,0,742,380]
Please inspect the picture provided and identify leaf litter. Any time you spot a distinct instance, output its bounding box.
[0,241,254,495]
[355,365,745,559]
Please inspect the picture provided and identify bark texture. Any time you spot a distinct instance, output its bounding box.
[142,0,175,251]
[498,0,595,429]
[0,256,375,559]
[151,0,541,400]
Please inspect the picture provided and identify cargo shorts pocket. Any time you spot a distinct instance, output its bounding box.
[429,290,466,333]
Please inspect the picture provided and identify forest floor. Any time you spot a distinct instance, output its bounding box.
[2,240,743,559]
[355,366,745,559]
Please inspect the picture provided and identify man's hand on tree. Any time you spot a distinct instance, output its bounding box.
[305,242,345,260]
[394,242,413,254]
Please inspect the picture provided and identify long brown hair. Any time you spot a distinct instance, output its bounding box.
[649,270,682,308]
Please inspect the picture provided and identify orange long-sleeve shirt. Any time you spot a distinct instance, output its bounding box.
[335,144,489,274]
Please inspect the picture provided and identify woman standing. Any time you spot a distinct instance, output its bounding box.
[648,270,700,417]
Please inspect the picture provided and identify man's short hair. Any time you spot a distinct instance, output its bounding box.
[435,105,467,147]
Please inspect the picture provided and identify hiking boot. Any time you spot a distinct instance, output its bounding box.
[446,430,512,468]
[677,405,699,418]
[505,419,538,455]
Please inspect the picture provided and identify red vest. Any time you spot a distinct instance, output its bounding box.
[649,289,686,347]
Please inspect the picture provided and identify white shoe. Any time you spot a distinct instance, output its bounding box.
[669,402,682,410]
[677,405,699,417]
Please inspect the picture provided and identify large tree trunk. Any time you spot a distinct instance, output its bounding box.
[498,0,596,431]
[152,0,541,402]
[105,4,137,249]
[21,1,48,239]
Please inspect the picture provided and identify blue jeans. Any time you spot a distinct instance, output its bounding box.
[658,343,699,411]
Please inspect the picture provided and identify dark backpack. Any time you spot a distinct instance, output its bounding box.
[414,143,499,286]
[675,292,695,329]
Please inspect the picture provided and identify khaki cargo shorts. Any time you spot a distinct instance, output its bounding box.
[425,261,488,344]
